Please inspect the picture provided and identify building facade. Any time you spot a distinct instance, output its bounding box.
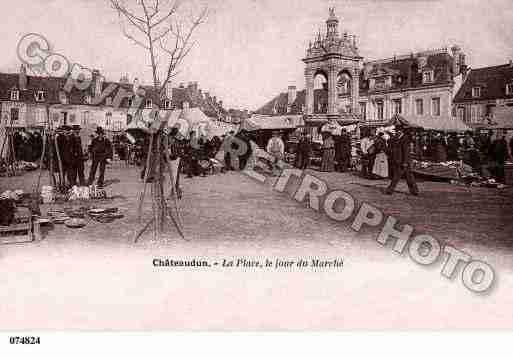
[453,62,513,127]
[256,9,468,131]
[0,66,230,133]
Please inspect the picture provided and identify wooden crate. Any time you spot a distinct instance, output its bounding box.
[0,208,34,245]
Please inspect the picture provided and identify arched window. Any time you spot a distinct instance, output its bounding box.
[337,72,351,95]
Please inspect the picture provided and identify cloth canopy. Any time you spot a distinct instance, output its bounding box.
[126,107,235,139]
[485,107,513,130]
[387,114,470,132]
[240,115,304,131]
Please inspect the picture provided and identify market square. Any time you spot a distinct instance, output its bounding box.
[1,0,513,330]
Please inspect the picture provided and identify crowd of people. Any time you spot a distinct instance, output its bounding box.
[50,125,113,188]
[2,129,44,163]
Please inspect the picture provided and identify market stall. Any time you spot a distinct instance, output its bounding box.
[385,114,505,184]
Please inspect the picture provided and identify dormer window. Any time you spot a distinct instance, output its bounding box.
[10,90,20,101]
[472,87,481,98]
[422,70,434,84]
[164,99,172,109]
[506,83,513,95]
[84,95,91,104]
[145,99,153,109]
[127,98,133,108]
[36,91,45,102]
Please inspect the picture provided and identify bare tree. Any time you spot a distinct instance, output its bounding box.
[109,0,208,107]
[109,0,207,242]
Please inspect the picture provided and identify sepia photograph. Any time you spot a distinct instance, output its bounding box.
[0,0,512,338]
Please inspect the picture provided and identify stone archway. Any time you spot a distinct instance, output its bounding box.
[303,9,362,119]
[313,70,329,114]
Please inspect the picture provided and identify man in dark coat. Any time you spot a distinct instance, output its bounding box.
[335,129,351,172]
[492,133,509,182]
[385,126,419,196]
[446,133,460,161]
[56,126,73,187]
[88,127,112,187]
[69,125,86,186]
[296,132,312,169]
[236,130,253,170]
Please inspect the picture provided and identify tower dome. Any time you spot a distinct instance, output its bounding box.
[326,7,339,39]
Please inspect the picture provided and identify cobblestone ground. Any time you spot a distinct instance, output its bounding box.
[1,163,512,330]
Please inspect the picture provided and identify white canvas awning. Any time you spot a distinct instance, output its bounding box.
[241,115,304,131]
[487,107,513,130]
[388,114,470,132]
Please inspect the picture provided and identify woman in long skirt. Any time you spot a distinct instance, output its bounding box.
[371,132,389,178]
[320,133,335,172]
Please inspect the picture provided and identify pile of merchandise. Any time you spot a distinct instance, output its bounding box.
[45,206,123,228]
[40,185,108,203]
[412,160,478,181]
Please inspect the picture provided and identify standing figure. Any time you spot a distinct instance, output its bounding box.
[296,132,312,169]
[69,125,86,186]
[56,126,73,188]
[360,131,374,178]
[446,133,460,161]
[336,129,351,172]
[320,132,335,172]
[385,125,419,196]
[266,131,285,176]
[88,127,112,188]
[166,127,183,198]
[237,130,253,170]
[433,133,448,163]
[223,131,236,171]
[372,132,389,179]
[492,132,509,182]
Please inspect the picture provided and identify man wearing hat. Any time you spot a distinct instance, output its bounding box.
[385,125,419,196]
[88,127,113,188]
[56,125,73,187]
[266,130,285,176]
[70,125,86,186]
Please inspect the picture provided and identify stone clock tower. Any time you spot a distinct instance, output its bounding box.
[303,8,363,123]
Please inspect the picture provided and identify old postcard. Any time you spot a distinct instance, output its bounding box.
[0,0,512,340]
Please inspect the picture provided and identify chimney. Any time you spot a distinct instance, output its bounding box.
[179,82,185,88]
[451,45,462,75]
[192,81,198,93]
[92,69,103,97]
[19,64,27,90]
[219,100,223,108]
[288,85,297,106]
[205,92,210,99]
[213,96,217,103]
[509,60,513,67]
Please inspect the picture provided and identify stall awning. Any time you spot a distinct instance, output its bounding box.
[305,114,360,127]
[387,114,470,132]
[485,107,513,130]
[241,115,304,131]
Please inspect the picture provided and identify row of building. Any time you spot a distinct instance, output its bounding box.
[0,66,250,132]
[255,9,513,131]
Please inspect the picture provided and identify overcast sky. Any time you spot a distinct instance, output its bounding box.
[2,0,513,110]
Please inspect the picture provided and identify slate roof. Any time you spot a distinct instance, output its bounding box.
[0,72,229,117]
[256,51,456,115]
[453,63,513,103]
